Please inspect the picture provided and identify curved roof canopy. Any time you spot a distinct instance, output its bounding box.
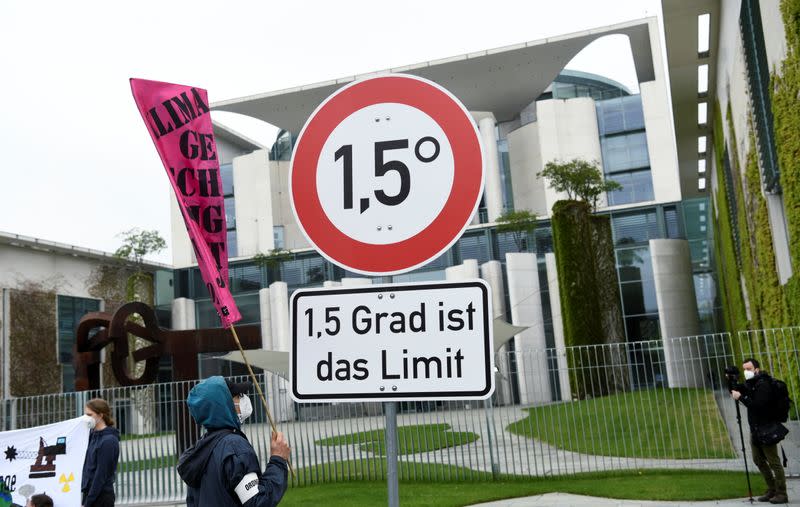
[212,18,657,134]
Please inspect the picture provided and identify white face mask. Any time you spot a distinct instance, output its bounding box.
[83,414,97,429]
[744,370,755,380]
[237,394,253,424]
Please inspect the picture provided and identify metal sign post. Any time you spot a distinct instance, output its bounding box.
[289,74,488,506]
[381,275,399,507]
[385,400,399,507]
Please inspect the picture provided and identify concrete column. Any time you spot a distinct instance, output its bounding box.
[506,252,550,404]
[341,278,372,286]
[232,150,274,257]
[650,239,704,388]
[171,297,196,330]
[545,253,571,401]
[478,115,503,222]
[445,259,479,280]
[269,282,290,352]
[480,260,512,405]
[259,288,273,350]
[267,282,293,422]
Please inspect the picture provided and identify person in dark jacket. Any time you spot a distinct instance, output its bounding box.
[731,358,788,504]
[177,376,290,506]
[81,398,120,507]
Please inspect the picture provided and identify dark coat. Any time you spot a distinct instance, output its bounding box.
[81,426,120,506]
[738,372,775,431]
[177,376,288,507]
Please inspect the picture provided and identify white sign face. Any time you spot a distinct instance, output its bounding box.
[316,103,455,245]
[290,280,494,402]
[290,74,484,276]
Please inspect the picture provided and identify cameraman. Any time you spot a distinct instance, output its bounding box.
[730,358,787,504]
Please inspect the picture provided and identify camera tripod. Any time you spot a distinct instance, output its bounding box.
[733,397,754,503]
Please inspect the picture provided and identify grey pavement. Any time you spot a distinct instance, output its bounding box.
[469,479,800,506]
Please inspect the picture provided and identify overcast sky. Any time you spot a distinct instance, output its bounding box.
[0,0,661,264]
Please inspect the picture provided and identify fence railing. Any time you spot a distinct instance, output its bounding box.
[3,330,797,504]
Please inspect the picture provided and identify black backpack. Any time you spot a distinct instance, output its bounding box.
[770,377,792,423]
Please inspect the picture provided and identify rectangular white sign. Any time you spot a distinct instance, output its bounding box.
[290,280,494,402]
[0,416,90,506]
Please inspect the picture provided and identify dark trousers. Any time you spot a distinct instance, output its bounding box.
[751,437,786,495]
[82,490,115,507]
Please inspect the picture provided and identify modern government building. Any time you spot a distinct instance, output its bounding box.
[187,16,694,403]
[1,0,795,402]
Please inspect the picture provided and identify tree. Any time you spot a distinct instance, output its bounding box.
[496,209,538,252]
[539,158,622,211]
[114,228,167,267]
[113,228,166,303]
[111,228,166,411]
[253,248,293,282]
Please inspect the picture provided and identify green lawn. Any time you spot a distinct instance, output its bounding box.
[282,469,765,506]
[315,423,479,456]
[121,431,174,441]
[506,388,735,459]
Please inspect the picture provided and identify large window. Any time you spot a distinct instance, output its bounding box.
[607,169,655,205]
[601,132,650,173]
[740,0,780,192]
[611,210,660,245]
[57,295,100,392]
[597,96,654,206]
[221,163,237,258]
[596,95,645,136]
[273,226,285,250]
[616,244,660,342]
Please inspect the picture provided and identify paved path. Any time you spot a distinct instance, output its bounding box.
[469,479,800,506]
[115,398,796,504]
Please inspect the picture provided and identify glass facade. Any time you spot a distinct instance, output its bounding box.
[740,0,780,192]
[497,138,513,212]
[549,70,630,101]
[597,96,654,206]
[273,226,285,249]
[57,295,100,392]
[270,130,294,161]
[221,163,237,258]
[610,210,661,342]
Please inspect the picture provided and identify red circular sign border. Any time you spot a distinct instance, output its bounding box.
[290,75,483,275]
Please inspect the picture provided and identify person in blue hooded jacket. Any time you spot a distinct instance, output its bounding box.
[81,398,120,507]
[177,376,290,506]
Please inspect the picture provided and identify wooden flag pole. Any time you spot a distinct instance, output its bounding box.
[229,325,294,477]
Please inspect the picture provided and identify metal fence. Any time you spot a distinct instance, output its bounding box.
[2,330,797,504]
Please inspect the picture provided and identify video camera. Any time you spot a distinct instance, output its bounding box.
[724,365,744,393]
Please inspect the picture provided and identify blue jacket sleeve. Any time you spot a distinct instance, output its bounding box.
[222,450,288,507]
[186,487,197,507]
[84,437,119,506]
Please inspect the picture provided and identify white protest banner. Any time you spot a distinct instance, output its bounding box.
[0,416,90,506]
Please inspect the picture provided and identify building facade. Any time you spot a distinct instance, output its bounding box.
[662,0,799,338]
[0,232,171,396]
[170,17,722,402]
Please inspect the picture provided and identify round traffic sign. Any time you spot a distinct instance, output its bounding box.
[290,74,484,275]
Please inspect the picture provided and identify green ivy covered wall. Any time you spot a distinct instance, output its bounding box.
[9,284,61,396]
[773,0,800,320]
[710,0,799,406]
[551,200,627,398]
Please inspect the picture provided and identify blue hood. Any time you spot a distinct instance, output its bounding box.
[187,376,240,430]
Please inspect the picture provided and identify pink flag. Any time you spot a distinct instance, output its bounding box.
[130,78,241,327]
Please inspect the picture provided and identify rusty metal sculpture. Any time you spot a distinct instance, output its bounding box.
[73,301,262,451]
